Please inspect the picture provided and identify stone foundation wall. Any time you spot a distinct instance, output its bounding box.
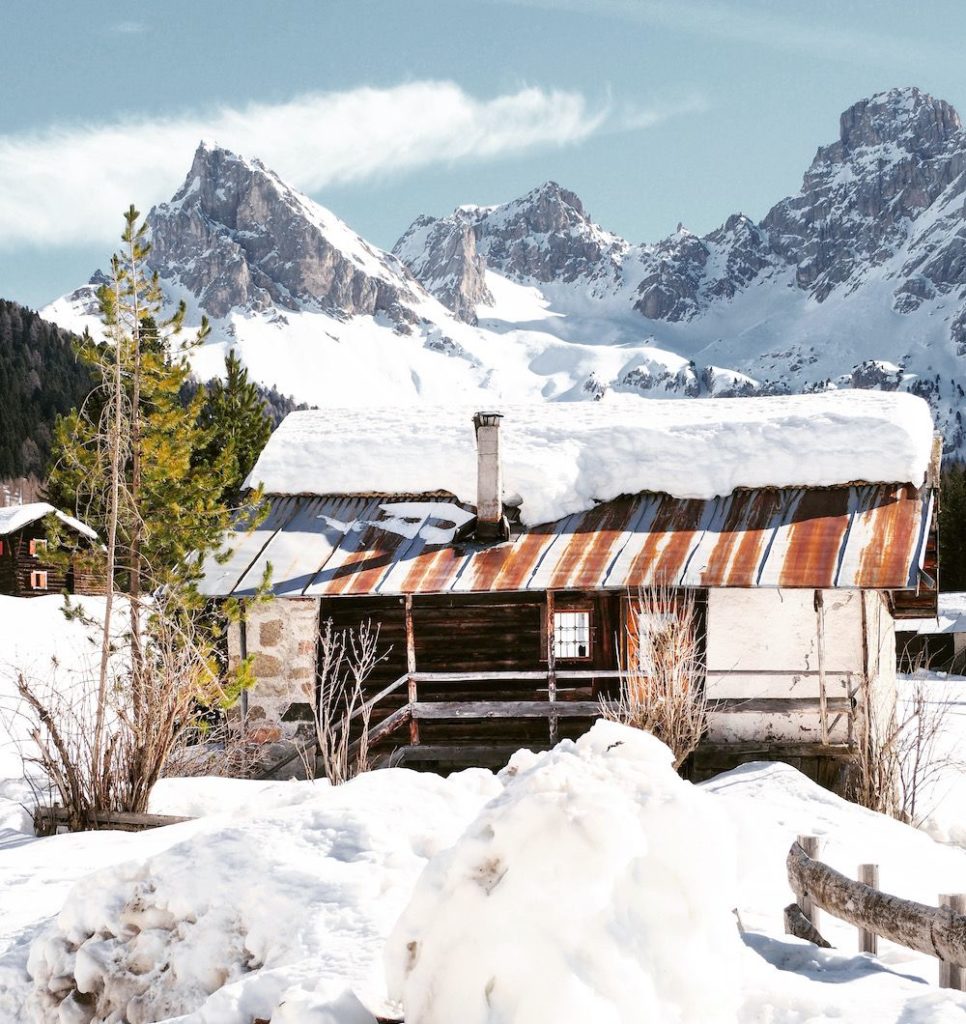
[228,597,320,764]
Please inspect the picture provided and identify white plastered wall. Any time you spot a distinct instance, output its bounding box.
[705,588,891,745]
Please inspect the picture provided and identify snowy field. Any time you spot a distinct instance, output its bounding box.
[2,597,966,1022]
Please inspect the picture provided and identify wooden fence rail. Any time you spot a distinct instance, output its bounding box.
[786,837,966,990]
[34,806,193,835]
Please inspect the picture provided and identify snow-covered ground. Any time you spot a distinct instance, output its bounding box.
[2,598,966,1022]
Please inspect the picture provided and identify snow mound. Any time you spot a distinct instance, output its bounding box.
[20,768,500,1024]
[246,391,935,525]
[385,721,743,1024]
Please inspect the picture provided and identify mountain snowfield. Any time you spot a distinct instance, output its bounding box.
[43,85,966,453]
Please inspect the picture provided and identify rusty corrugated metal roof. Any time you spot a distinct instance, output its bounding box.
[199,484,934,599]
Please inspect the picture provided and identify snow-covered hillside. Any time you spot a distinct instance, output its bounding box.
[44,86,966,452]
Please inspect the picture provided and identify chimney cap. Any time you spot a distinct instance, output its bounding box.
[473,410,503,429]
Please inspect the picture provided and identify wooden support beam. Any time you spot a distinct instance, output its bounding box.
[940,895,966,990]
[783,903,832,948]
[346,673,410,722]
[797,835,822,929]
[408,670,621,683]
[412,700,601,720]
[697,741,853,760]
[393,743,552,765]
[858,864,879,954]
[405,594,419,747]
[814,590,830,745]
[707,697,853,714]
[34,806,193,833]
[351,705,412,756]
[546,590,558,746]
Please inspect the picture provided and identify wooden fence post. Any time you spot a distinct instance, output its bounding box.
[857,865,879,954]
[798,835,821,928]
[939,894,966,990]
[546,591,558,746]
[405,595,419,747]
[814,592,830,745]
[788,841,966,969]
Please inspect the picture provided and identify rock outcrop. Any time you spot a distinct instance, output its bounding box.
[148,143,424,326]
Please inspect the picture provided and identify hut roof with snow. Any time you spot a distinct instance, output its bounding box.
[201,392,938,613]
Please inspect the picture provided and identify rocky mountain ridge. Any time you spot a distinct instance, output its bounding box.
[43,86,966,453]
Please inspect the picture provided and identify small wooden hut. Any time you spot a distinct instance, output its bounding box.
[200,399,939,784]
[896,593,966,673]
[0,503,104,597]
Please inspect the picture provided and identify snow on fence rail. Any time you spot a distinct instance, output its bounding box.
[786,835,966,990]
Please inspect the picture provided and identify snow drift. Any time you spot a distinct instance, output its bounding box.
[18,770,500,1024]
[4,722,966,1022]
[385,722,743,1024]
[246,391,935,525]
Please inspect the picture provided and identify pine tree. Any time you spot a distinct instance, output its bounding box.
[43,207,243,815]
[197,350,273,505]
[940,462,966,592]
[47,214,235,597]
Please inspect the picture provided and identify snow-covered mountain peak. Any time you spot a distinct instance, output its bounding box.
[40,87,966,455]
[834,87,962,160]
[147,141,422,321]
[396,179,630,317]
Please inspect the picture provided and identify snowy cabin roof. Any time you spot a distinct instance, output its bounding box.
[203,393,937,604]
[244,392,935,525]
[0,503,98,542]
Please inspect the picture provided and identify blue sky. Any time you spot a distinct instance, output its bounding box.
[2,0,965,308]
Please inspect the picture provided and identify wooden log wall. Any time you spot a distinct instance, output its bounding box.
[321,590,624,764]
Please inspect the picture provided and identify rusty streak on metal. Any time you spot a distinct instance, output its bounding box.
[205,484,934,605]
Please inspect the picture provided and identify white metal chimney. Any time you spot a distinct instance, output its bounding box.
[473,411,507,540]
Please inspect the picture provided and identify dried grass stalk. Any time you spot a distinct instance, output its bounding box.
[600,585,706,769]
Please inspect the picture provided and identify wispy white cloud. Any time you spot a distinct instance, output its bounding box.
[492,0,933,66]
[0,81,695,250]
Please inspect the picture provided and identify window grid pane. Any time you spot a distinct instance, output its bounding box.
[553,611,590,659]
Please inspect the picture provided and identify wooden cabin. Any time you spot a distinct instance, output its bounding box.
[0,503,104,598]
[200,403,939,786]
[896,593,966,674]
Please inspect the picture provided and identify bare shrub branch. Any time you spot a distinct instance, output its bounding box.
[15,591,241,829]
[850,665,964,824]
[599,585,706,768]
[298,618,386,784]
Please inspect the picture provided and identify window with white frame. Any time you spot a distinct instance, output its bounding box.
[29,538,47,557]
[30,570,48,590]
[552,610,591,660]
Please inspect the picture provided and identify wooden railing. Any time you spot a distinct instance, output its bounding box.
[348,668,858,766]
[348,669,622,764]
[786,835,966,991]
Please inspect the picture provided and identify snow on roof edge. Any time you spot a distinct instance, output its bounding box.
[0,503,99,541]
